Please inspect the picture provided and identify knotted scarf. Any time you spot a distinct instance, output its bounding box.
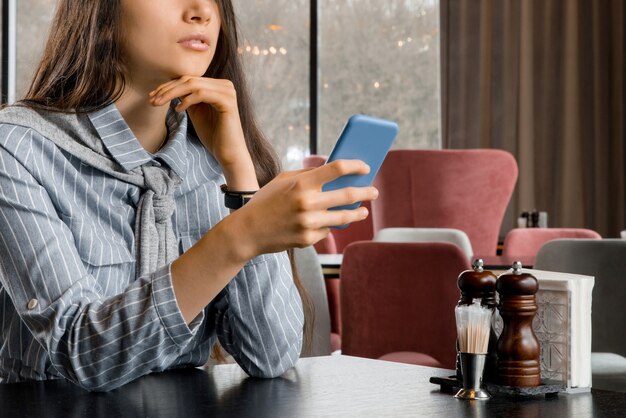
[0,105,181,278]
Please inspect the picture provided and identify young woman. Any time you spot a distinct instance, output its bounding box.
[0,0,377,391]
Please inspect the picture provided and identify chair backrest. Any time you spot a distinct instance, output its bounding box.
[340,241,471,368]
[373,227,474,259]
[371,149,518,256]
[535,239,626,356]
[303,155,374,253]
[293,246,331,356]
[502,228,602,258]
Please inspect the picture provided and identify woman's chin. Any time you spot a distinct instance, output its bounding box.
[168,63,212,79]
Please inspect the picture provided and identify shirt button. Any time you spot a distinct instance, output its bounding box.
[27,299,38,310]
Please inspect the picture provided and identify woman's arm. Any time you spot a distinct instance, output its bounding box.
[0,139,201,391]
[213,251,304,377]
[169,160,375,377]
[171,160,375,323]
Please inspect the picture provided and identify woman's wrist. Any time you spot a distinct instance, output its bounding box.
[221,159,259,192]
[171,213,256,324]
[215,208,259,262]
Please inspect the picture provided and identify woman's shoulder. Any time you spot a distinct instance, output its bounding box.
[0,104,43,128]
[0,107,42,144]
[0,119,35,139]
[0,106,63,172]
[0,105,49,141]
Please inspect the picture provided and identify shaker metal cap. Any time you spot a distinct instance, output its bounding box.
[512,261,523,274]
[472,259,484,273]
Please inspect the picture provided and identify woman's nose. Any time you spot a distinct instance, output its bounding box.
[183,1,214,24]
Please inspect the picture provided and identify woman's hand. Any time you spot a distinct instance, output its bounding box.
[150,76,256,189]
[230,159,379,260]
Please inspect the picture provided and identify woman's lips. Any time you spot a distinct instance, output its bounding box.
[178,39,210,51]
[178,34,211,51]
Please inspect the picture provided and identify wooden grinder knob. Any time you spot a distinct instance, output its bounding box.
[496,261,541,387]
[456,259,498,381]
[458,259,497,308]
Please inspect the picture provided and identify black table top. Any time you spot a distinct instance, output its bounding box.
[1,355,625,417]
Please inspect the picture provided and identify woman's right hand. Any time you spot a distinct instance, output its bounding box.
[232,159,378,259]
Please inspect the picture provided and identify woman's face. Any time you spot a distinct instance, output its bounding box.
[120,0,222,84]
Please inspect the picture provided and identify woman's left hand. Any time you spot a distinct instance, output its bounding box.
[149,76,251,172]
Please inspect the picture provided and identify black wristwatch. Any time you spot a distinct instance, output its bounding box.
[220,184,256,210]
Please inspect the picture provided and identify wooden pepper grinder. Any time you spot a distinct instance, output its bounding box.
[456,259,498,382]
[496,261,541,387]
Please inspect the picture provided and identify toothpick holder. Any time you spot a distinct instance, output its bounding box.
[455,353,491,401]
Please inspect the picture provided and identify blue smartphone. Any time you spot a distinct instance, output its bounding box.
[322,114,399,228]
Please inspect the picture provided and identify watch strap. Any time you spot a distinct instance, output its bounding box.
[220,184,256,210]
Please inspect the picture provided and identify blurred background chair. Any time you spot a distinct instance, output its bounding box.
[293,246,341,355]
[340,241,471,368]
[502,228,602,258]
[534,239,626,386]
[371,149,518,256]
[303,155,374,255]
[374,227,474,259]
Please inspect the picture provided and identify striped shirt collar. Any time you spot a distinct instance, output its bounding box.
[87,102,189,178]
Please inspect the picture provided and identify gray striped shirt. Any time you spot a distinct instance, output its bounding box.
[0,103,303,391]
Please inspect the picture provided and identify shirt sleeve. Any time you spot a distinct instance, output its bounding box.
[213,251,304,378]
[0,141,201,392]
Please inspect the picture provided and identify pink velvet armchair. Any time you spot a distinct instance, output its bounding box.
[502,228,602,258]
[340,241,471,368]
[371,149,518,256]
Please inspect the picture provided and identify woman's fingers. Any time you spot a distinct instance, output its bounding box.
[325,206,370,227]
[301,159,371,188]
[150,78,193,100]
[297,207,370,232]
[278,168,315,179]
[293,186,378,212]
[319,186,379,209]
[174,91,228,113]
[151,77,234,105]
[149,78,180,97]
[151,83,206,105]
[240,167,378,254]
[151,82,236,114]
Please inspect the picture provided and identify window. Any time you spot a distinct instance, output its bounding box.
[3,0,441,167]
[15,0,56,99]
[234,0,310,170]
[318,0,441,154]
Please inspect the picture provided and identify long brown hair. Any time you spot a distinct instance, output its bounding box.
[22,0,314,357]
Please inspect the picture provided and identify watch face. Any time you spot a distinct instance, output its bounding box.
[223,192,252,210]
[221,184,255,209]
